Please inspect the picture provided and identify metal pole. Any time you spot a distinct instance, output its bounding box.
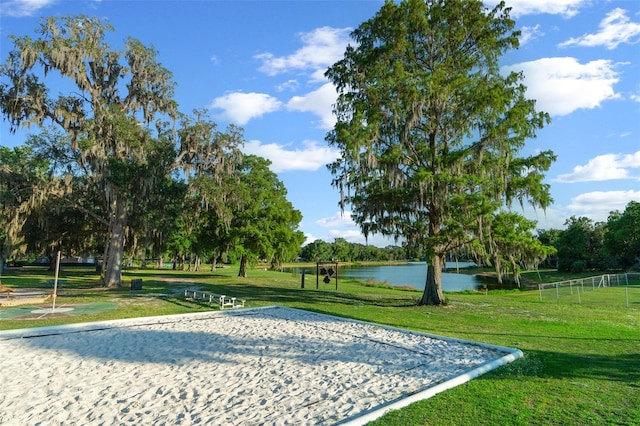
[52,250,61,312]
[556,282,559,301]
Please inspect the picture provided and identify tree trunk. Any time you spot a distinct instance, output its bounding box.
[509,256,521,288]
[103,197,127,288]
[238,254,248,277]
[494,256,504,285]
[419,254,445,305]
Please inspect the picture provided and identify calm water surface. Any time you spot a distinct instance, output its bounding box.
[296,262,481,292]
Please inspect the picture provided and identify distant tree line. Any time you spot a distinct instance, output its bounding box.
[538,201,640,273]
[299,238,406,263]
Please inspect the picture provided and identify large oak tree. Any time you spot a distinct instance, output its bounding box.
[0,17,242,287]
[326,0,555,304]
[0,16,178,286]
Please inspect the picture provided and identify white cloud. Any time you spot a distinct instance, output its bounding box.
[309,68,330,84]
[555,151,640,183]
[242,139,339,173]
[526,206,570,230]
[519,24,543,45]
[209,92,281,125]
[255,26,351,76]
[559,8,640,50]
[484,0,586,18]
[567,190,640,219]
[314,211,402,246]
[316,212,378,245]
[327,229,400,247]
[326,229,370,245]
[1,0,55,17]
[276,79,299,92]
[503,57,621,116]
[316,211,356,229]
[286,83,337,130]
[303,233,320,246]
[620,151,640,168]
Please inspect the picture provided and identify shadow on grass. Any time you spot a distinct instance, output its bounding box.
[124,271,218,280]
[490,349,640,386]
[431,327,640,343]
[204,283,419,308]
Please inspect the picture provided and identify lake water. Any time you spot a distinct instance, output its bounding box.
[295,262,482,292]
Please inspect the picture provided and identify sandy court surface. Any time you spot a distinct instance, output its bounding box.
[0,306,521,425]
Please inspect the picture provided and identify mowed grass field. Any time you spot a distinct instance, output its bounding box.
[1,265,638,425]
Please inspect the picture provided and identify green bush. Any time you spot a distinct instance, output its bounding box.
[570,260,586,273]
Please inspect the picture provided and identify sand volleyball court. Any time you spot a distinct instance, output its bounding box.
[0,306,522,425]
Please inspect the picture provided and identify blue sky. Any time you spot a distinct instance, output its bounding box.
[1,0,639,247]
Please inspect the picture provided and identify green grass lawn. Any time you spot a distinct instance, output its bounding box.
[1,266,638,425]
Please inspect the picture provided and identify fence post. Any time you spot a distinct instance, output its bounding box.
[626,286,629,308]
[538,284,542,302]
[577,285,581,304]
[556,282,559,301]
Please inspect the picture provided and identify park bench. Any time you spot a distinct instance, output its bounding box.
[183,289,245,310]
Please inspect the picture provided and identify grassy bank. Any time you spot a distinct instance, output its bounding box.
[1,266,638,425]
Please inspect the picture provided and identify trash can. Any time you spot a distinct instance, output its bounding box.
[131,279,142,290]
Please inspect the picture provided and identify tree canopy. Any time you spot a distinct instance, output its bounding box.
[0,15,181,286]
[326,0,555,304]
[604,201,640,271]
[231,155,305,277]
[0,144,56,273]
[0,16,289,286]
